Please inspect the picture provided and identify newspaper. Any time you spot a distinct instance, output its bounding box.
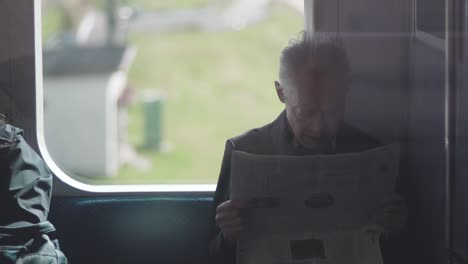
[230,143,400,264]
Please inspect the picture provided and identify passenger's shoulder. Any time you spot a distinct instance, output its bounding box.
[228,123,274,152]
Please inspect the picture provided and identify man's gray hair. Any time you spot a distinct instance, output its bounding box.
[279,31,350,93]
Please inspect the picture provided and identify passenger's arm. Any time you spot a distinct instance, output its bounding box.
[208,140,237,264]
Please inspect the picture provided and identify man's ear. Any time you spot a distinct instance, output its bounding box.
[275,81,286,104]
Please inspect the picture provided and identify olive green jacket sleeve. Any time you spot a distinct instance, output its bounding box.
[0,123,52,227]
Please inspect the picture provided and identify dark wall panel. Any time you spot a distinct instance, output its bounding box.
[0,0,37,143]
[407,40,447,264]
[453,42,468,257]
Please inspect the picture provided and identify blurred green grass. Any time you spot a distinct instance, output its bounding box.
[42,5,64,42]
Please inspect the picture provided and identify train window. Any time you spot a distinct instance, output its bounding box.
[415,0,446,50]
[39,0,303,187]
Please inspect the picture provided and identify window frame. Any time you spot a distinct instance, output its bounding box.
[34,0,216,194]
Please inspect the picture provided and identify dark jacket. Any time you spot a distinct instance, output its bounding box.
[208,110,381,264]
[0,121,68,264]
[0,123,52,227]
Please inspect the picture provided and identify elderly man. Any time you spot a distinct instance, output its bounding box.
[208,32,406,264]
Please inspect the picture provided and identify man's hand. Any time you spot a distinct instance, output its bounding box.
[369,195,407,234]
[215,200,243,243]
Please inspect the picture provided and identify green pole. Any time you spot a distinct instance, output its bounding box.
[143,90,164,150]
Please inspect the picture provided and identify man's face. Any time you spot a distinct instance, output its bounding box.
[279,65,348,149]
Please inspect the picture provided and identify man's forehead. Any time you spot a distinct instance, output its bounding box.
[293,64,345,88]
[288,70,346,104]
[297,62,320,76]
[291,66,321,92]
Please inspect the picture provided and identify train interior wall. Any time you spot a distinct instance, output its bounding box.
[453,22,468,261]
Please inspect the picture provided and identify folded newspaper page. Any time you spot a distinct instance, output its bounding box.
[230,143,400,264]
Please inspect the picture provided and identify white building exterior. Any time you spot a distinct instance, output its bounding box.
[43,46,135,178]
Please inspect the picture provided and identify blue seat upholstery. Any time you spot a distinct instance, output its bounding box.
[49,195,213,264]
